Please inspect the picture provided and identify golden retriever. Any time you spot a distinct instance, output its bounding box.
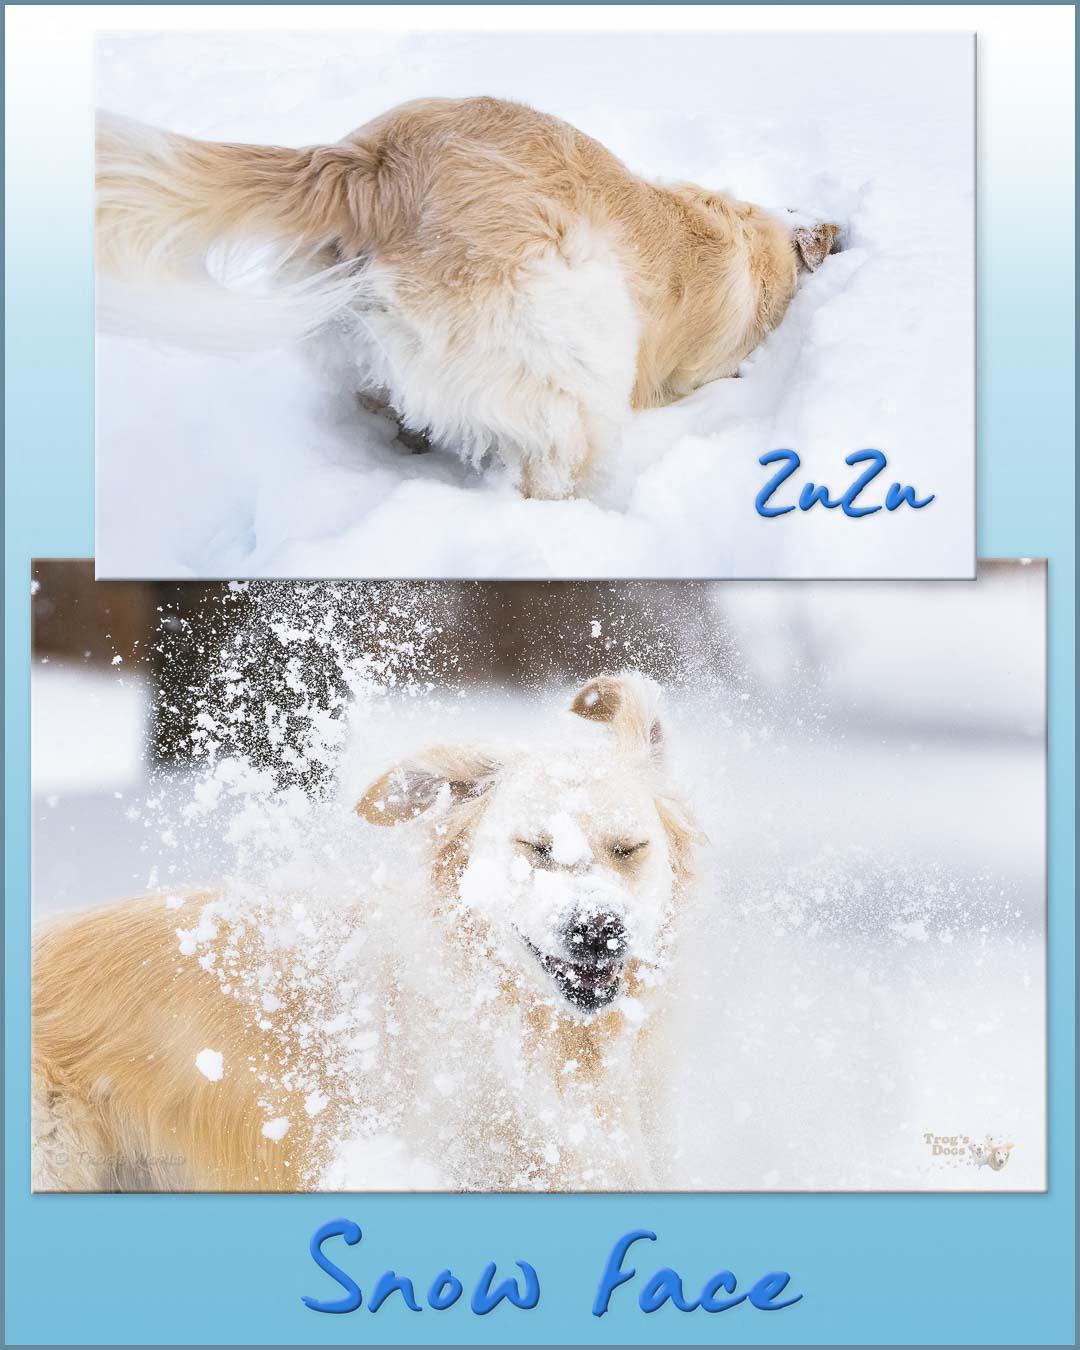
[96,96,840,498]
[32,675,701,1192]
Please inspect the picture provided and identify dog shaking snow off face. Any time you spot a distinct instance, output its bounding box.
[95,96,840,500]
[32,675,701,1193]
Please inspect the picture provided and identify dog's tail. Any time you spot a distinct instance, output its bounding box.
[96,111,388,349]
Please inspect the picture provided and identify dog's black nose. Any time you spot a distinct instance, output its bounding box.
[563,911,627,964]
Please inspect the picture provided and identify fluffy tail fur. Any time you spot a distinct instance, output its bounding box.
[95,111,384,348]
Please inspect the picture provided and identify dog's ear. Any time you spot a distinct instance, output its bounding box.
[793,222,840,272]
[570,673,664,758]
[356,745,498,826]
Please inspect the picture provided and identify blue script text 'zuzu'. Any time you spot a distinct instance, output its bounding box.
[302,1221,803,1318]
[756,448,935,518]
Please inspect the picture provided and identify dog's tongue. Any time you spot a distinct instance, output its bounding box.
[563,961,618,990]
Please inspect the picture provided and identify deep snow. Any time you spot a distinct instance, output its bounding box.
[32,568,1045,1190]
[95,30,974,579]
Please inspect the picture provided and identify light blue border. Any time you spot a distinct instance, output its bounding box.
[3,19,1075,1350]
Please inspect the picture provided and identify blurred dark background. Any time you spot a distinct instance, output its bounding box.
[32,562,735,782]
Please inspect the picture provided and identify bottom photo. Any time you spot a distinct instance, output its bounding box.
[30,562,1046,1194]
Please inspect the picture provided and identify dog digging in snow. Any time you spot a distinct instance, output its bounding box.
[33,675,702,1192]
[96,96,841,499]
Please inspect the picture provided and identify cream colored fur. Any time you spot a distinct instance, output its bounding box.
[33,675,701,1192]
[96,97,838,498]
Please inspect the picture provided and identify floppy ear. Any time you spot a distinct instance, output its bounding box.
[793,222,840,272]
[356,745,498,826]
[570,673,665,758]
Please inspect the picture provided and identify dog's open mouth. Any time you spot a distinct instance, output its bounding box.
[519,934,622,1013]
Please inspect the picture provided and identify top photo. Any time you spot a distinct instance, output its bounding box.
[94,29,974,580]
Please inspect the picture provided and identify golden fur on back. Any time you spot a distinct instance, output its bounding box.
[97,97,838,497]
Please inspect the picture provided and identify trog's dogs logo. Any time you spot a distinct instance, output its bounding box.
[923,1133,1015,1171]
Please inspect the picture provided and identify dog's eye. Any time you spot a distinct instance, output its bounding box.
[518,839,552,861]
[611,841,647,860]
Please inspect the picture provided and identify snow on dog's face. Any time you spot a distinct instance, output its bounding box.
[456,736,676,1013]
[356,675,699,1016]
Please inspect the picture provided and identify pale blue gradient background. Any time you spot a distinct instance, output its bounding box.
[3,8,1074,1346]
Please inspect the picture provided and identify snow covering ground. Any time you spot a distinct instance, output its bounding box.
[95,31,974,579]
[32,568,1045,1190]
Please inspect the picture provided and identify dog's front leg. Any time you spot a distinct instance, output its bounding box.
[506,395,616,501]
[516,444,583,501]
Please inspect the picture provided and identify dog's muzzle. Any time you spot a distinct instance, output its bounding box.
[521,909,628,1013]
